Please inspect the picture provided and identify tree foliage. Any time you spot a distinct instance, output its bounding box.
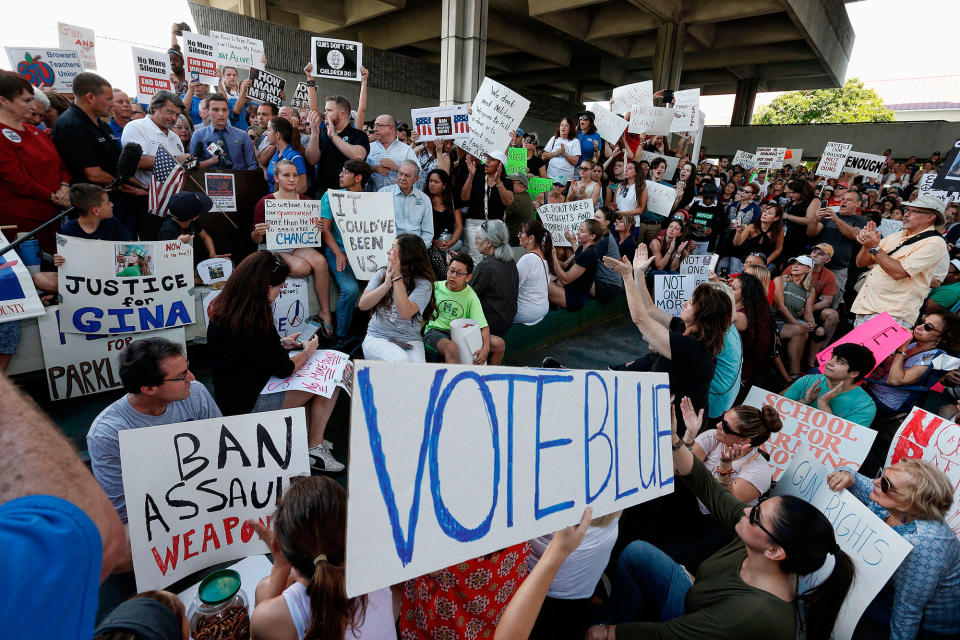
[751,78,895,125]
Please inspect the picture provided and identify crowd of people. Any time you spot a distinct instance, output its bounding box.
[1,21,959,640]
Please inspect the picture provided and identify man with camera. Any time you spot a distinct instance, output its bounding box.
[189,93,257,170]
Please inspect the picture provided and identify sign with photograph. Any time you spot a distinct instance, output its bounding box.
[310,37,362,81]
[932,137,960,193]
[0,230,45,324]
[204,173,236,212]
[196,258,232,285]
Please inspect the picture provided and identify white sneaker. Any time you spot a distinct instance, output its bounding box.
[309,444,345,473]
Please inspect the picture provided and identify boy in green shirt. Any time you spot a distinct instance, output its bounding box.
[783,342,877,426]
[423,252,504,364]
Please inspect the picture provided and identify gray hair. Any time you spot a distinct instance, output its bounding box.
[477,219,514,262]
[32,86,50,110]
[399,159,420,177]
[148,90,184,114]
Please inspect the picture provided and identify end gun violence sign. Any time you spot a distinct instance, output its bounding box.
[345,361,674,597]
[120,409,310,591]
[327,191,396,278]
[58,235,194,335]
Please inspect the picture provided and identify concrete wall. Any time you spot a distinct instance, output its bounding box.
[702,121,960,160]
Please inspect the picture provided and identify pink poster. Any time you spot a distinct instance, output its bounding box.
[816,312,912,376]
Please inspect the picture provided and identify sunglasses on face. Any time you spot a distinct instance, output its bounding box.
[876,468,901,494]
[749,497,785,547]
[916,316,941,333]
[719,418,747,437]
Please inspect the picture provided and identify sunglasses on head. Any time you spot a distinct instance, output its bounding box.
[749,497,785,548]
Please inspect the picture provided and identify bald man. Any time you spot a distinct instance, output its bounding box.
[366,113,416,191]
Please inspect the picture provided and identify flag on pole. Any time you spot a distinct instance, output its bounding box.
[148,146,185,217]
[415,116,433,137]
[453,113,469,134]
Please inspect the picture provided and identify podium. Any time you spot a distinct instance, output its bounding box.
[182,168,269,262]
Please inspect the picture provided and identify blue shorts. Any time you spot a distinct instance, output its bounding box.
[0,321,21,355]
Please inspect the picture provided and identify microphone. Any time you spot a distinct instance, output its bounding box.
[207,140,233,169]
[107,142,144,191]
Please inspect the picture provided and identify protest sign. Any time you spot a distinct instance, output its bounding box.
[879,218,903,238]
[410,104,470,142]
[327,190,396,278]
[815,312,910,376]
[653,273,697,316]
[131,47,171,104]
[506,147,527,176]
[5,47,82,92]
[204,173,236,212]
[201,290,219,329]
[773,449,913,640]
[816,142,853,179]
[689,110,707,166]
[627,105,674,136]
[246,68,284,108]
[120,409,310,591]
[37,306,185,401]
[731,150,755,169]
[743,387,876,482]
[755,147,787,169]
[290,82,310,109]
[527,177,553,201]
[58,235,194,335]
[844,150,886,180]
[590,103,628,145]
[639,151,680,181]
[272,278,308,338]
[536,200,594,247]
[310,37,362,81]
[917,173,951,203]
[209,31,264,70]
[886,407,960,537]
[196,258,232,285]
[457,77,530,159]
[264,200,324,250]
[0,230,44,323]
[345,361,673,597]
[610,80,653,115]
[670,89,700,134]
[261,349,351,399]
[182,32,218,83]
[57,22,96,70]
[644,179,676,217]
[933,138,960,193]
[680,253,718,279]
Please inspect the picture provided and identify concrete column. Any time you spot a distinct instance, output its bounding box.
[238,0,268,20]
[731,77,759,126]
[440,0,488,105]
[652,22,686,92]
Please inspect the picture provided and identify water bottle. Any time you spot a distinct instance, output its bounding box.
[439,228,452,245]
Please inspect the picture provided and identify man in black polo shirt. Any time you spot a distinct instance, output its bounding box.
[52,72,147,236]
[304,92,369,196]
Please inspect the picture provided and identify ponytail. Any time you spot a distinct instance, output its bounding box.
[520,219,555,276]
[305,557,365,640]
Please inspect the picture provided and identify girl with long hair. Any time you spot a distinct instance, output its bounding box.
[718,180,737,206]
[649,215,692,273]
[733,201,784,266]
[612,160,646,218]
[549,219,604,311]
[425,168,463,279]
[515,219,553,325]
[781,178,820,260]
[265,117,307,194]
[614,213,638,261]
[358,234,437,363]
[773,256,816,379]
[730,273,774,387]
[567,158,602,208]
[672,162,697,213]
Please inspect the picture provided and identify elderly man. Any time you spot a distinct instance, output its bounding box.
[367,114,416,191]
[851,194,948,328]
[189,93,257,170]
[107,88,132,140]
[379,159,433,245]
[459,151,514,262]
[305,93,369,196]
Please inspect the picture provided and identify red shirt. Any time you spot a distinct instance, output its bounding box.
[252,192,309,226]
[0,122,69,224]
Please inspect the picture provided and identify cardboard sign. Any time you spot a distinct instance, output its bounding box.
[932,137,960,193]
[886,407,960,538]
[680,253,718,279]
[457,77,530,159]
[644,179,676,217]
[610,80,653,115]
[247,68,285,108]
[290,82,310,109]
[732,150,755,169]
[209,31,264,70]
[536,200,594,247]
[204,173,236,212]
[5,47,83,92]
[310,37,362,81]
[58,235,194,335]
[918,173,951,203]
[743,387,876,482]
[0,230,45,323]
[410,104,470,142]
[755,147,786,169]
[639,151,680,181]
[590,103,628,145]
[272,278,308,338]
[783,148,804,166]
[120,409,310,591]
[506,147,527,176]
[879,219,903,238]
[773,449,913,640]
[627,105,674,136]
[653,273,697,317]
[37,306,185,401]
[264,200,324,250]
[57,22,96,70]
[816,142,853,179]
[196,258,232,285]
[527,177,553,201]
[327,191,396,278]
[131,47,171,104]
[670,89,700,134]
[844,151,886,180]
[182,32,218,83]
[262,349,351,399]
[345,361,673,597]
[815,312,911,376]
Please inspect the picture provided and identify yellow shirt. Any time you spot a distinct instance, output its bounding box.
[851,228,946,322]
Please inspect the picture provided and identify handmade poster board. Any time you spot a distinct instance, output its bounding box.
[264,200,324,250]
[57,22,96,70]
[843,151,886,180]
[536,200,594,247]
[610,80,653,115]
[0,230,45,323]
[209,31,264,70]
[326,191,396,278]
[457,78,530,159]
[816,142,853,179]
[261,349,351,399]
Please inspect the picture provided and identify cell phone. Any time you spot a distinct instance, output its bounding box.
[662,89,675,104]
[297,321,321,345]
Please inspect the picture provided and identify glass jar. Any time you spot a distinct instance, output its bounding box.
[187,569,251,640]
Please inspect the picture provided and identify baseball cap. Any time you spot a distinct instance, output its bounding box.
[168,191,213,221]
[487,150,508,166]
[910,193,947,225]
[577,110,595,122]
[789,255,814,268]
[812,243,834,258]
[508,172,528,188]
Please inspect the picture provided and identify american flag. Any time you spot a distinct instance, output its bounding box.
[453,113,469,134]
[415,116,433,136]
[149,146,185,217]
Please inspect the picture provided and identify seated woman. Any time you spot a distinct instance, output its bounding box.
[730,273,774,390]
[248,476,396,640]
[773,256,816,380]
[515,219,552,326]
[549,219,604,311]
[827,460,959,640]
[471,219,519,339]
[567,158,602,208]
[733,201,784,268]
[614,213,637,261]
[589,206,624,302]
[649,214,692,273]
[425,168,463,281]
[358,234,436,363]
[496,412,853,640]
[207,251,344,473]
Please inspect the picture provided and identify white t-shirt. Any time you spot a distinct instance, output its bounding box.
[546,136,580,182]
[120,115,185,187]
[281,583,396,640]
[527,518,619,599]
[614,182,638,213]
[515,252,549,325]
[694,430,772,514]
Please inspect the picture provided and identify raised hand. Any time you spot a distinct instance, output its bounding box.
[602,255,632,278]
[547,507,592,557]
[633,243,654,274]
[719,442,751,464]
[680,396,703,441]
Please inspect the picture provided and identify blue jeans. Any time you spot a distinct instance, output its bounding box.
[606,541,692,624]
[323,247,360,337]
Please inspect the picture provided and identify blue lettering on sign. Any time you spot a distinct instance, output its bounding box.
[614,377,638,499]
[73,301,192,333]
[534,374,575,519]
[584,372,612,504]
[273,231,316,246]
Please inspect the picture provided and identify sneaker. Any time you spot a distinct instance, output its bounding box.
[309,444,345,473]
[541,356,564,369]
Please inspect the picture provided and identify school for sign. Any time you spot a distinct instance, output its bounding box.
[345,362,673,597]
[326,191,396,278]
[120,409,310,591]
[410,104,470,142]
[743,387,876,481]
[458,77,530,159]
[0,231,45,323]
[5,47,83,92]
[264,200,324,250]
[773,450,912,640]
[537,200,594,247]
[58,236,194,335]
[131,47,171,103]
[209,31,264,70]
[247,68,284,107]
[310,37,362,81]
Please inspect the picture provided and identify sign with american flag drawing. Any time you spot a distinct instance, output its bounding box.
[409,104,470,142]
[149,146,185,217]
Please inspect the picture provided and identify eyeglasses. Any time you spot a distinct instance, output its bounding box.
[916,316,941,333]
[719,418,747,437]
[876,468,901,495]
[163,361,191,383]
[749,497,785,547]
[447,267,468,277]
[579,166,591,171]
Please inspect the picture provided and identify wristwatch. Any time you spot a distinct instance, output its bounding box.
[868,247,880,255]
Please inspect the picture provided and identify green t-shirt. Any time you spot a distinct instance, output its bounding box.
[425,281,488,333]
[783,374,877,426]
